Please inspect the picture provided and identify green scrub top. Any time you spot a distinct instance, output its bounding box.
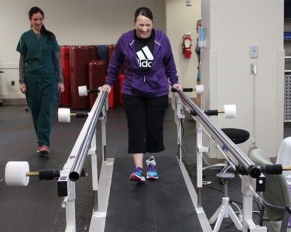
[16,29,60,77]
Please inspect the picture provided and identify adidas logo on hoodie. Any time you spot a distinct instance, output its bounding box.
[136,46,154,68]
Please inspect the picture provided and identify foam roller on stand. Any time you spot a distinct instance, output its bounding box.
[5,161,30,186]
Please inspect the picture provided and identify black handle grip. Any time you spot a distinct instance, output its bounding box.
[182,88,193,92]
[261,164,282,175]
[171,87,193,92]
[190,110,197,116]
[191,110,219,117]
[76,112,88,118]
[39,169,60,180]
[88,89,99,93]
[204,110,219,116]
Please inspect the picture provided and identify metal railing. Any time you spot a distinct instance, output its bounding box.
[57,89,108,232]
[172,89,269,232]
[69,91,108,181]
[174,89,260,178]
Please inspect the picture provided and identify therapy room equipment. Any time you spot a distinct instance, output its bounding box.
[4,85,290,232]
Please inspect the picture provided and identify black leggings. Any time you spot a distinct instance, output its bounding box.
[122,94,168,154]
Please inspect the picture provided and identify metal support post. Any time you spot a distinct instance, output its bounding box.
[172,92,185,162]
[177,119,183,162]
[100,103,107,164]
[241,176,267,232]
[196,122,203,189]
[89,131,98,212]
[63,181,76,232]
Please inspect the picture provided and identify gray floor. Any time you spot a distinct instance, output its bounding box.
[104,156,204,232]
[0,104,289,231]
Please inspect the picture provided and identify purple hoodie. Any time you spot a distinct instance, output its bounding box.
[105,29,179,97]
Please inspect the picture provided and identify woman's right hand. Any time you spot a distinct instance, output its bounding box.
[102,84,111,93]
[19,83,26,94]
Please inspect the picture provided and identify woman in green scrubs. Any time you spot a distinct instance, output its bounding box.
[17,6,64,155]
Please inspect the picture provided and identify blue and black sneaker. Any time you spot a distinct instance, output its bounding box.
[129,167,145,182]
[146,156,158,180]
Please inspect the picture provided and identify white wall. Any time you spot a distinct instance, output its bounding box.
[201,0,284,157]
[0,0,167,99]
[0,0,165,99]
[0,0,285,157]
[0,0,200,100]
[0,0,166,62]
[166,0,201,95]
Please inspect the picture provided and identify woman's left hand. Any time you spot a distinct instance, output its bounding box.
[172,83,183,91]
[58,83,65,93]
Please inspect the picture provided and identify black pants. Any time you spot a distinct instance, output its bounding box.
[122,94,168,154]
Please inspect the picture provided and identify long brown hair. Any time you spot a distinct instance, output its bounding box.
[29,6,54,39]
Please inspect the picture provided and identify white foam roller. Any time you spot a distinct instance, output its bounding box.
[224,104,236,118]
[78,86,88,96]
[58,108,71,123]
[195,85,204,94]
[5,161,30,186]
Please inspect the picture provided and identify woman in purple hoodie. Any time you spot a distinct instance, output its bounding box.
[102,7,182,182]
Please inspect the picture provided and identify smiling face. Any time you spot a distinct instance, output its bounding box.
[30,12,44,32]
[134,15,153,39]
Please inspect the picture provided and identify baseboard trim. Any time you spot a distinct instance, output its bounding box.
[1,98,27,106]
[2,97,197,107]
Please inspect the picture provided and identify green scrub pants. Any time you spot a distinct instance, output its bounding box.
[25,74,57,147]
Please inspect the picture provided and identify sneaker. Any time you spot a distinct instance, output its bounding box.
[37,145,50,155]
[129,167,145,182]
[146,156,158,180]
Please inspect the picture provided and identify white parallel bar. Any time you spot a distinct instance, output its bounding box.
[89,132,98,190]
[65,181,76,232]
[101,110,107,163]
[173,91,267,231]
[90,132,98,212]
[69,90,108,181]
[176,89,258,175]
[89,158,114,232]
[57,88,108,232]
[196,123,203,189]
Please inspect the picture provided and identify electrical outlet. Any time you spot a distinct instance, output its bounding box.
[250,45,258,59]
[11,81,15,86]
[186,0,192,6]
[250,63,257,75]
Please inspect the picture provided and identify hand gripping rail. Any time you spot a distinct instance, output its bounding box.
[174,89,261,178]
